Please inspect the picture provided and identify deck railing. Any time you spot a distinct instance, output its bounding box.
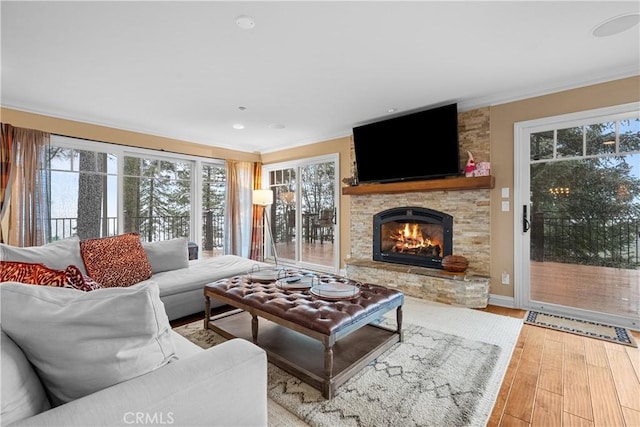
[531,213,639,268]
[49,212,225,250]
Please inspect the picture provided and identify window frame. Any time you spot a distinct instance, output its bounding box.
[48,134,225,248]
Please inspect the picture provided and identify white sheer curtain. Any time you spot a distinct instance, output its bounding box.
[5,127,50,246]
[224,160,254,257]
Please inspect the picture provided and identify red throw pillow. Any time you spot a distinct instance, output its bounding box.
[80,232,152,288]
[0,261,66,287]
[0,261,101,291]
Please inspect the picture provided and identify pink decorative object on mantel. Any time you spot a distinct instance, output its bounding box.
[474,162,491,176]
[464,151,476,177]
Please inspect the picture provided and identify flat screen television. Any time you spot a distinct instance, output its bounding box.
[352,103,461,184]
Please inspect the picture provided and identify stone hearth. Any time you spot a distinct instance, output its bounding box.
[346,259,489,308]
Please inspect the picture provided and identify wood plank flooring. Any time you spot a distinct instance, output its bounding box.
[174,304,639,427]
[174,268,639,427]
[481,305,640,427]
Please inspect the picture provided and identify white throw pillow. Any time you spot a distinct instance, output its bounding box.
[0,281,177,406]
[0,236,87,276]
[142,237,189,274]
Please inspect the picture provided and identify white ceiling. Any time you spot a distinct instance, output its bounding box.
[2,1,639,154]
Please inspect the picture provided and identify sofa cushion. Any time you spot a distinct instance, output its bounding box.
[0,281,177,406]
[142,237,189,274]
[0,261,101,291]
[0,236,87,275]
[80,232,152,287]
[0,330,51,425]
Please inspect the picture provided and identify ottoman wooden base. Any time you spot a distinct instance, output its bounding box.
[204,273,404,399]
[208,310,399,399]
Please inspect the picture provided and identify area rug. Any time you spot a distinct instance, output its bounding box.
[525,310,637,347]
[174,297,523,426]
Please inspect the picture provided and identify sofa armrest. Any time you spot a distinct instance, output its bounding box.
[12,339,268,427]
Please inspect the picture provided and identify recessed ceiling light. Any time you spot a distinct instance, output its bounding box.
[235,15,255,30]
[268,123,285,129]
[592,13,640,37]
[387,108,398,113]
[232,123,245,130]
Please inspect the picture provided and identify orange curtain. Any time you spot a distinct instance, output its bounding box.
[0,123,14,243]
[249,162,263,260]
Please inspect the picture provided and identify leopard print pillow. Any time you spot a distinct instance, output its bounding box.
[80,233,152,288]
[0,261,101,291]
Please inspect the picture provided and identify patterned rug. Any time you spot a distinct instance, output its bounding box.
[524,311,637,347]
[174,319,502,426]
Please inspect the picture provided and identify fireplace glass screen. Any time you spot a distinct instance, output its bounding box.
[379,221,444,258]
[373,207,453,269]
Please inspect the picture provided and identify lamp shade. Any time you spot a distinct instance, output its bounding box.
[253,189,273,206]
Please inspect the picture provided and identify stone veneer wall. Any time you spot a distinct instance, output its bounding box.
[345,107,491,305]
[348,189,490,275]
[347,106,491,273]
[458,107,490,169]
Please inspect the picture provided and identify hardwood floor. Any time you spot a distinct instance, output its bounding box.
[173,304,640,426]
[480,305,640,427]
[174,264,639,427]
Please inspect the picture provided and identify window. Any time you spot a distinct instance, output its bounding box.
[528,113,640,268]
[43,135,226,256]
[45,143,117,241]
[530,116,640,161]
[123,155,193,242]
[201,162,226,256]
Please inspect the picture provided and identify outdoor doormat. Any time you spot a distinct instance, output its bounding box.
[525,311,637,347]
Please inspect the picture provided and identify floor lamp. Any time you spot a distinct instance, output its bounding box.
[253,189,278,265]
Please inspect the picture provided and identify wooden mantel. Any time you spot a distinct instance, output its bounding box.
[341,175,494,195]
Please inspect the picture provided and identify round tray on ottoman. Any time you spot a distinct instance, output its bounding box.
[310,282,360,300]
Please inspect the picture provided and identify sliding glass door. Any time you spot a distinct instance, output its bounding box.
[263,154,339,273]
[515,103,640,330]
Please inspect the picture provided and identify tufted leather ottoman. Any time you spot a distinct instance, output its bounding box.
[204,271,404,399]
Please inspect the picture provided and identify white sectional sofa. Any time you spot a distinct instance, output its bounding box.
[0,234,272,425]
[0,235,271,320]
[141,253,272,320]
[1,282,268,426]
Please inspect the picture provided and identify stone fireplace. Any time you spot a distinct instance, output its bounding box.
[343,107,492,308]
[345,186,491,308]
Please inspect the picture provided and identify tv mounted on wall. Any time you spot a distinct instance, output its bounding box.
[352,103,461,184]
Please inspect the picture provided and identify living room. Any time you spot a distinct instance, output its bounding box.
[2,2,639,426]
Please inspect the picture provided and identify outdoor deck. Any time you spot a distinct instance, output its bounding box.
[201,247,637,319]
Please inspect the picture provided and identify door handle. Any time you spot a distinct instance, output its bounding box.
[523,205,530,233]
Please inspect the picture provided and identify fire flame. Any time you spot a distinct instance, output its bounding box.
[390,223,434,252]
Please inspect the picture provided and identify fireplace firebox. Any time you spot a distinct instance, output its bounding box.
[373,207,453,269]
